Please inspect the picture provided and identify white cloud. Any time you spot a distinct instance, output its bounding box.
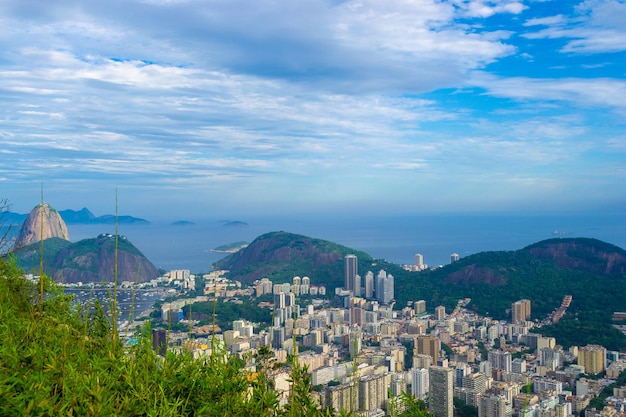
[0,0,624,216]
[522,0,626,53]
[470,72,626,112]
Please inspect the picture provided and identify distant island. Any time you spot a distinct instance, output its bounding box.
[60,207,149,225]
[219,220,248,227]
[211,241,249,253]
[171,220,195,226]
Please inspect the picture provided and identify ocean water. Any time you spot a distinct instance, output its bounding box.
[66,212,626,274]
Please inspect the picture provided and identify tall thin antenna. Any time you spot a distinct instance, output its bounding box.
[111,188,119,354]
[38,183,44,312]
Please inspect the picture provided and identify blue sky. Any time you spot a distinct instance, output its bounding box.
[1,0,625,220]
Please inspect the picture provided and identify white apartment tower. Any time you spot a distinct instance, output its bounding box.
[412,367,429,401]
[415,253,424,269]
[364,271,374,299]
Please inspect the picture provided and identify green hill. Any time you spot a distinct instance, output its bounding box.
[10,235,160,284]
[10,237,72,273]
[215,231,373,290]
[393,237,626,321]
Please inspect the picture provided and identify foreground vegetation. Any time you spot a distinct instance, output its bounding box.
[0,257,430,416]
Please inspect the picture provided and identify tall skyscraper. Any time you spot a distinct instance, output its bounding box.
[511,299,531,324]
[450,253,460,263]
[353,274,361,297]
[364,271,374,299]
[345,254,358,293]
[429,366,454,417]
[376,269,394,304]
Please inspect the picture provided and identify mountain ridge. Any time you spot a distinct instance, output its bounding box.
[5,207,149,225]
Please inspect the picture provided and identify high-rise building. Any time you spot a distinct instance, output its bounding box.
[152,328,167,356]
[416,335,441,364]
[274,292,286,309]
[344,254,358,293]
[429,366,454,417]
[478,395,510,417]
[578,345,606,374]
[353,274,361,297]
[364,271,374,299]
[413,354,433,369]
[415,253,424,269]
[376,269,394,304]
[412,367,429,400]
[359,373,389,412]
[414,300,426,315]
[511,299,531,324]
[272,327,285,349]
[511,358,526,374]
[325,382,357,414]
[462,372,488,396]
[300,276,310,295]
[292,276,301,294]
[539,348,560,370]
[488,350,512,373]
[455,365,471,387]
[450,253,460,263]
[435,305,446,320]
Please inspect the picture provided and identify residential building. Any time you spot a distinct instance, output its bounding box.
[429,366,454,417]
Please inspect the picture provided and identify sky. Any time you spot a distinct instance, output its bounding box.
[1,0,625,221]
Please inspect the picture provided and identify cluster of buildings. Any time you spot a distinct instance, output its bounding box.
[341,254,394,304]
[150,255,626,417]
[403,252,460,271]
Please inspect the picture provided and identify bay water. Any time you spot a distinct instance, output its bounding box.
[66,212,626,274]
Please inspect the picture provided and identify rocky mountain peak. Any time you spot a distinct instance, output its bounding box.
[15,203,70,248]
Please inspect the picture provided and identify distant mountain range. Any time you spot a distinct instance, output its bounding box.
[5,207,149,225]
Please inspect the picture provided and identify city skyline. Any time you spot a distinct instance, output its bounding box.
[1,0,625,219]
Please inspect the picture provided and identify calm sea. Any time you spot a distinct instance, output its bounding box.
[66,212,626,274]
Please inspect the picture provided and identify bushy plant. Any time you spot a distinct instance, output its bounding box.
[0,257,326,416]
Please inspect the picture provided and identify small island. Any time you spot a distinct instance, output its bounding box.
[219,220,248,227]
[171,220,195,226]
[211,241,249,253]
